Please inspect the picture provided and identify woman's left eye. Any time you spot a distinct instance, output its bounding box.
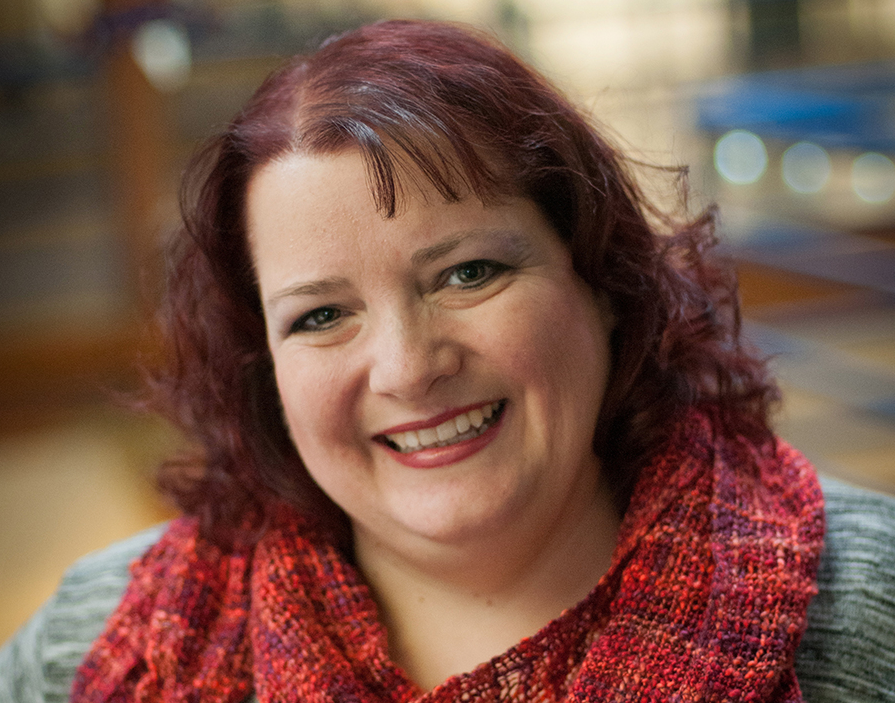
[445,260,506,288]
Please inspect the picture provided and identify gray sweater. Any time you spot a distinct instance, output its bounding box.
[2,477,893,702]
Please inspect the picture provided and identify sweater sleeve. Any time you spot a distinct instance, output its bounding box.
[0,524,168,703]
[796,477,895,703]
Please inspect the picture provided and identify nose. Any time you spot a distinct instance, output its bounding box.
[367,307,462,399]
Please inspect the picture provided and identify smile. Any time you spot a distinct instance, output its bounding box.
[382,401,506,453]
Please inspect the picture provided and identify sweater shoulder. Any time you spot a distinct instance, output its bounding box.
[0,524,168,703]
[796,477,895,702]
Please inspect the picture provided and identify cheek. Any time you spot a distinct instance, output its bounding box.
[502,285,606,364]
[272,354,352,457]
[506,287,611,414]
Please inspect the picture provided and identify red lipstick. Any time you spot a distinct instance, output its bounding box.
[376,401,507,469]
[376,400,502,436]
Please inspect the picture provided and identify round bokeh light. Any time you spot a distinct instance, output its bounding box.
[131,19,192,92]
[852,152,895,204]
[714,130,768,185]
[781,142,831,194]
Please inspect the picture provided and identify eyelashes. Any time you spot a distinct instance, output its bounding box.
[444,260,510,289]
[289,306,344,335]
[286,259,512,336]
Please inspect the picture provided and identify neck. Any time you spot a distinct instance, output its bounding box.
[353,470,620,691]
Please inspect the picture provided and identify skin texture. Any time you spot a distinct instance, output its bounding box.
[248,149,620,688]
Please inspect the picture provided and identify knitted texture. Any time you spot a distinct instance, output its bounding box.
[71,410,824,702]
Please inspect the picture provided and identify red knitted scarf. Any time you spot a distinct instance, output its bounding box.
[72,411,824,702]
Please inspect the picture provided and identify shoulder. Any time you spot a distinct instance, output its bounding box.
[0,524,168,703]
[796,476,895,703]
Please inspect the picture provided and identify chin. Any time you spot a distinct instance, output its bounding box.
[380,482,526,547]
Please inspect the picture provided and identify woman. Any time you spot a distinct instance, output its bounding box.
[2,18,857,702]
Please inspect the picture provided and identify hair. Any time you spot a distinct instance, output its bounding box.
[146,19,779,541]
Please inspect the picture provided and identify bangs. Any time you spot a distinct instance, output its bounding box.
[295,110,508,218]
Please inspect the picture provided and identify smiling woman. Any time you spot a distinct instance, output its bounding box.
[3,18,876,703]
[246,151,618,680]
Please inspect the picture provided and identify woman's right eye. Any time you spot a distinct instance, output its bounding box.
[290,307,343,334]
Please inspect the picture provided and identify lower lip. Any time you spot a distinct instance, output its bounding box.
[381,407,506,469]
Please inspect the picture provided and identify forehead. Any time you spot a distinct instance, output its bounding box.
[246,148,510,252]
[245,150,557,284]
[247,150,375,236]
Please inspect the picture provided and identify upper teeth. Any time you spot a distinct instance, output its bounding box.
[386,402,501,452]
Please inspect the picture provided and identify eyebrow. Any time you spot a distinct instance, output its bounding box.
[267,276,351,306]
[411,229,531,266]
[267,229,533,307]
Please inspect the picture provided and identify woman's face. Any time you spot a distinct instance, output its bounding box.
[248,149,613,556]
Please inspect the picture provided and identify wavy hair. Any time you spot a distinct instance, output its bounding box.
[147,19,778,541]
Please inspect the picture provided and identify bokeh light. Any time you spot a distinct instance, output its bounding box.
[852,152,895,203]
[714,130,768,185]
[781,142,831,194]
[131,20,193,93]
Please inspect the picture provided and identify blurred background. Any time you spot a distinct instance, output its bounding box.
[1,0,894,643]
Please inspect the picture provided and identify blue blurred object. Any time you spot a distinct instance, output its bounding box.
[698,62,895,429]
[697,61,895,152]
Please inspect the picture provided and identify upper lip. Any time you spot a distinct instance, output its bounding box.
[375,400,503,436]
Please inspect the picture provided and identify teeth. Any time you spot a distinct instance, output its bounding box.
[385,402,502,453]
[468,408,484,428]
[436,419,458,442]
[418,427,438,445]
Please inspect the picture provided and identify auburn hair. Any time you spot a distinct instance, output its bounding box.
[146,19,778,541]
